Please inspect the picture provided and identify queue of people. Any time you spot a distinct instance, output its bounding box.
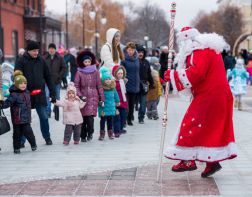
[0,28,163,155]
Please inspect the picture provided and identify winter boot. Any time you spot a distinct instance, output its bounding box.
[108,130,114,140]
[238,101,242,111]
[98,130,105,141]
[234,99,238,108]
[14,149,21,154]
[201,162,222,178]
[172,160,197,172]
[31,145,37,151]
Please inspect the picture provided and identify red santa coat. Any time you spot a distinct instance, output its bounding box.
[164,48,237,162]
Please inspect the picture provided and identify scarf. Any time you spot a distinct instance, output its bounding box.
[78,64,97,74]
[119,79,127,102]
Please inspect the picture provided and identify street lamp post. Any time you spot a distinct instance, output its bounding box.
[38,0,43,53]
[0,0,4,62]
[144,35,149,53]
[89,5,106,57]
[65,0,69,49]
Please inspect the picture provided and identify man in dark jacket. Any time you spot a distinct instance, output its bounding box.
[64,49,77,82]
[224,51,236,71]
[15,40,56,145]
[136,45,154,124]
[44,43,66,117]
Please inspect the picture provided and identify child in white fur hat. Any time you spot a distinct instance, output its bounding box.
[55,82,86,145]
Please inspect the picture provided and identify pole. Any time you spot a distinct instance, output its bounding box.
[156,2,176,183]
[82,5,85,47]
[0,0,4,63]
[39,0,43,53]
[95,12,98,57]
[65,0,69,49]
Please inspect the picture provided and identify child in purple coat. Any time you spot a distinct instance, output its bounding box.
[74,51,105,142]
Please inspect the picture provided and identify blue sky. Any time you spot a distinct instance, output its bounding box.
[45,0,219,29]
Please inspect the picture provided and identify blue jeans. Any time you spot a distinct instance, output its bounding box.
[113,108,127,134]
[35,105,50,140]
[138,94,147,121]
[46,84,61,115]
[21,105,50,144]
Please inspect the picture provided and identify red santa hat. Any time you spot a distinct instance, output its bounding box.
[177,26,200,42]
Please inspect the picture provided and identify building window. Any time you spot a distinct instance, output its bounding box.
[26,0,30,6]
[32,0,35,9]
[12,30,18,58]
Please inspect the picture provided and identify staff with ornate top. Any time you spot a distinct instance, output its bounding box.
[156,2,176,183]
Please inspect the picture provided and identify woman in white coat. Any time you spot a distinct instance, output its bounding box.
[100,28,124,70]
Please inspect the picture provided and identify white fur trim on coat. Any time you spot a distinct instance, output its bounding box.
[177,28,200,43]
[177,69,192,89]
[164,142,237,162]
[170,70,178,93]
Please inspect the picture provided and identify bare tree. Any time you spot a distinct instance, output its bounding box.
[121,1,170,48]
[192,5,243,50]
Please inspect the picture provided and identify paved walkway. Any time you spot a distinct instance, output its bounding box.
[0,86,252,196]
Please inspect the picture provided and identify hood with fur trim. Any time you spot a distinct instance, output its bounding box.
[77,50,96,67]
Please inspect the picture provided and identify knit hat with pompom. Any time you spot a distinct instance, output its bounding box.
[14,70,27,88]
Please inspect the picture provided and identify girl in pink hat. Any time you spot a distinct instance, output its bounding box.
[55,82,86,145]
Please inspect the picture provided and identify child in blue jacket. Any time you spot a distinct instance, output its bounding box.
[98,66,120,140]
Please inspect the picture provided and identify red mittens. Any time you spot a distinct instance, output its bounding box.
[30,89,42,96]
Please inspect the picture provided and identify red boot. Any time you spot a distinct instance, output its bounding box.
[172,160,197,172]
[201,162,222,178]
[98,130,105,141]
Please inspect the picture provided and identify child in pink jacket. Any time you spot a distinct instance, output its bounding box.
[55,82,86,145]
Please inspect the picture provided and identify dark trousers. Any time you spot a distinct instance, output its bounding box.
[127,93,137,122]
[62,77,68,88]
[81,116,94,139]
[13,124,36,150]
[100,116,113,131]
[64,124,81,142]
[113,108,127,134]
[138,93,147,121]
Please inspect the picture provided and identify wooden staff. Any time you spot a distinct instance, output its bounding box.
[157,2,177,183]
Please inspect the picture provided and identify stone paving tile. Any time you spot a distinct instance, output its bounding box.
[0,164,220,196]
[104,180,134,196]
[0,183,26,195]
[17,180,54,196]
[45,180,81,196]
[75,180,107,196]
[134,180,161,196]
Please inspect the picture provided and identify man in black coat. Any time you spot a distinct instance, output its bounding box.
[15,40,56,145]
[44,43,66,118]
[64,49,78,82]
[224,51,236,71]
[136,45,154,124]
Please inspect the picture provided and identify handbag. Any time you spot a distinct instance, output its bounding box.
[0,108,11,135]
[140,81,149,95]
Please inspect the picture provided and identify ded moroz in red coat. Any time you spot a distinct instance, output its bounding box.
[164,28,237,163]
